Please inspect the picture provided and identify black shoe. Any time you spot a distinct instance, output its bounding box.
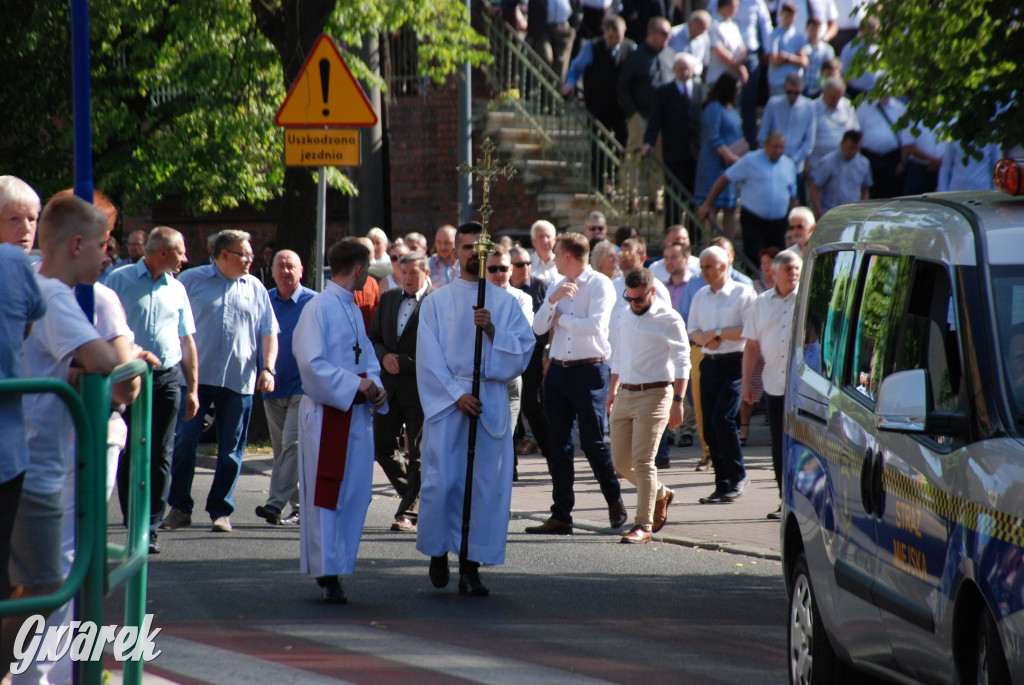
[429,555,450,588]
[524,517,573,535]
[667,434,676,446]
[255,504,283,525]
[316,575,347,604]
[767,505,782,520]
[458,562,489,597]
[699,490,725,504]
[679,434,694,447]
[608,498,628,528]
[655,459,671,469]
[721,477,749,502]
[148,531,161,555]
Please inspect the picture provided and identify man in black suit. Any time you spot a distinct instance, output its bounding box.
[509,246,551,461]
[642,52,704,200]
[369,251,433,531]
[562,16,636,186]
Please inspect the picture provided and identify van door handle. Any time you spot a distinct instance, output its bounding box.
[871,450,885,519]
[860,448,874,514]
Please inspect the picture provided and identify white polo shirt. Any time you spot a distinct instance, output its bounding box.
[742,285,798,395]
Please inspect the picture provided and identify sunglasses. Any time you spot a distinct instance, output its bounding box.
[512,262,530,268]
[586,225,606,231]
[622,290,651,304]
[487,265,510,273]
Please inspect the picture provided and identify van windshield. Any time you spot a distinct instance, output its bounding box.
[990,265,1024,424]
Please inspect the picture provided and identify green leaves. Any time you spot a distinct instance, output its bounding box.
[851,0,1022,155]
[1,0,486,216]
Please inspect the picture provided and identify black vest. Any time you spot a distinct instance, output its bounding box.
[584,37,633,115]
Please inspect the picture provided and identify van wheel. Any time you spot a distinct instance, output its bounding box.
[788,554,849,685]
[974,610,1011,685]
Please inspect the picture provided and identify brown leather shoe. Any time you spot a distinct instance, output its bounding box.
[620,525,652,544]
[524,517,573,535]
[608,498,628,528]
[391,516,416,531]
[695,455,711,472]
[652,488,674,533]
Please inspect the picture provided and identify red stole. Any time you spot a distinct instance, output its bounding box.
[314,373,367,510]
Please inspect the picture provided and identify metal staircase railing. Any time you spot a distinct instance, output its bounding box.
[478,12,750,269]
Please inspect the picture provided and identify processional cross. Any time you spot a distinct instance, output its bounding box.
[457,138,518,270]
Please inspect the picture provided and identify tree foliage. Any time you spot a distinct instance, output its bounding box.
[1,0,487,216]
[855,0,1023,152]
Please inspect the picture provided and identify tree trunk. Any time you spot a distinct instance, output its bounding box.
[348,36,386,236]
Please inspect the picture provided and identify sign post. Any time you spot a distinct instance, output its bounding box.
[275,34,379,290]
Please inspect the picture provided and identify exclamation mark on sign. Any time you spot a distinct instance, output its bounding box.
[319,59,330,116]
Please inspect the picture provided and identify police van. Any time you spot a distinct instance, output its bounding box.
[782,160,1024,684]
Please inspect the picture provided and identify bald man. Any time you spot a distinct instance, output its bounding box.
[255,250,318,525]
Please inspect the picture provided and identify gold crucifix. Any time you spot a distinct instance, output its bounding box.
[457,138,517,276]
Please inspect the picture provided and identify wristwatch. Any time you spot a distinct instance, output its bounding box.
[714,328,723,338]
[673,395,683,403]
[263,366,276,376]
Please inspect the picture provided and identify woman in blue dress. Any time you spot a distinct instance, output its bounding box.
[695,72,744,239]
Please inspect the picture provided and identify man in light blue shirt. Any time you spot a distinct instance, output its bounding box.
[809,130,872,217]
[766,2,808,96]
[162,229,279,534]
[255,250,316,526]
[759,72,816,200]
[698,131,798,264]
[106,227,199,544]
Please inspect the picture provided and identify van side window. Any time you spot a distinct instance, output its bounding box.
[896,262,962,416]
[803,250,855,380]
[848,254,912,402]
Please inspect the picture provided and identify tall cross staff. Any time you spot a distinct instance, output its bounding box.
[455,138,516,575]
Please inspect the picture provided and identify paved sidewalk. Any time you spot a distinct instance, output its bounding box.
[238,414,782,561]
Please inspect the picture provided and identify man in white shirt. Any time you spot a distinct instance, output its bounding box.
[607,268,690,543]
[807,76,859,180]
[486,245,534,445]
[668,10,711,79]
[707,0,749,87]
[648,225,700,282]
[610,237,671,315]
[742,250,801,519]
[783,206,816,260]
[529,219,558,282]
[527,232,627,534]
[687,246,756,504]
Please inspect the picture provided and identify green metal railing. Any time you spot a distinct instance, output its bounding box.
[478,12,755,271]
[0,360,152,684]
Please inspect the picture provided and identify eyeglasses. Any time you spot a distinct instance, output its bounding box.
[512,262,529,268]
[619,250,635,258]
[487,265,510,273]
[225,249,254,261]
[622,290,651,304]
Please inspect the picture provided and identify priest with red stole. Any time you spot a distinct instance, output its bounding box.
[293,241,387,604]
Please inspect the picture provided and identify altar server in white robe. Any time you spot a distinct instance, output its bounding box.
[294,240,387,604]
[416,222,535,596]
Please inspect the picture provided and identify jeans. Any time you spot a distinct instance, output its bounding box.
[543,361,621,523]
[740,52,763,149]
[700,353,745,492]
[766,392,785,494]
[169,384,252,520]
[120,365,182,529]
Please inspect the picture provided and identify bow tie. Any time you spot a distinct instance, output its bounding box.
[402,291,417,300]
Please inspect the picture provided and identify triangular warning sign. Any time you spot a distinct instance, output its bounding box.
[275,34,378,128]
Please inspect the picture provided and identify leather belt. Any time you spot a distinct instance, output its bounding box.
[550,357,604,367]
[703,351,743,361]
[620,381,671,392]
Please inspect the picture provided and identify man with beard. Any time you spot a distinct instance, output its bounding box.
[606,268,690,543]
[415,223,535,596]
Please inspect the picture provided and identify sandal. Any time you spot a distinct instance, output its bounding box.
[739,423,749,446]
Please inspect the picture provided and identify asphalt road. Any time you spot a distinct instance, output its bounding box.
[104,467,790,684]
